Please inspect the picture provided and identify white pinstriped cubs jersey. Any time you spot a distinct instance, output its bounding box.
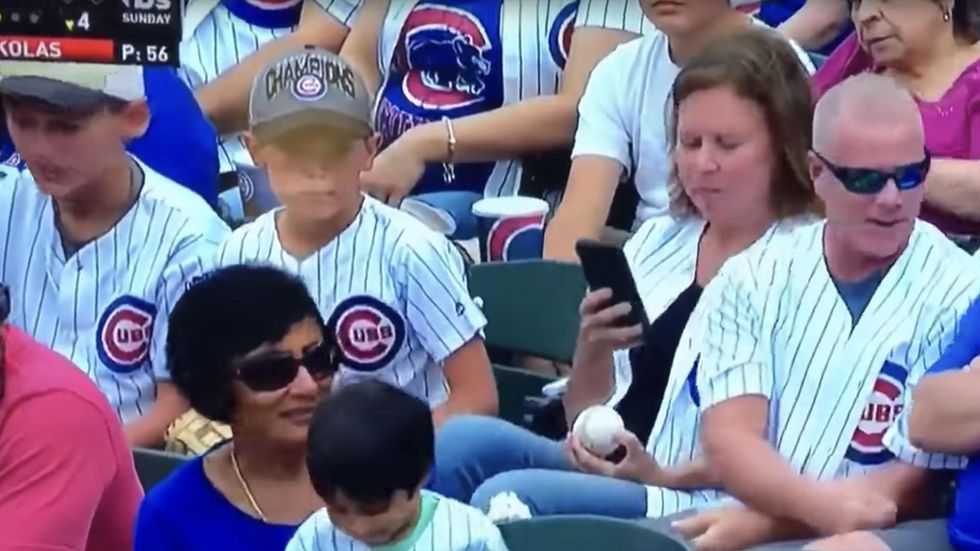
[0,157,229,422]
[368,0,652,198]
[180,0,361,173]
[286,492,508,551]
[216,196,486,407]
[696,221,979,490]
[606,215,810,517]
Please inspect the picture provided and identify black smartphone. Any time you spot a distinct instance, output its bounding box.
[575,239,650,329]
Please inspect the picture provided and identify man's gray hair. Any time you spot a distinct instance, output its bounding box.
[813,73,923,154]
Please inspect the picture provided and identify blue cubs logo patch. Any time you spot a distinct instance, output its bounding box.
[328,296,406,372]
[548,3,577,69]
[845,360,909,465]
[393,4,495,110]
[237,169,255,202]
[96,296,156,374]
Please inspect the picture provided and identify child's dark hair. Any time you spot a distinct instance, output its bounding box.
[307,380,434,505]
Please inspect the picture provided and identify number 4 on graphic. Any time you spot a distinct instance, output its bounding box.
[78,12,90,31]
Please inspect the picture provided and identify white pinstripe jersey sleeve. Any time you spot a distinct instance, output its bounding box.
[313,0,361,25]
[399,232,486,363]
[696,253,774,409]
[883,302,973,470]
[574,0,653,35]
[150,236,220,381]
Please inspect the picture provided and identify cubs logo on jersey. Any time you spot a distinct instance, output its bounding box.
[329,296,407,372]
[96,296,157,374]
[548,2,577,69]
[392,3,498,110]
[845,360,909,465]
[482,214,545,262]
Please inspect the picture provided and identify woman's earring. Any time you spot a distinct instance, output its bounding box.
[943,8,952,22]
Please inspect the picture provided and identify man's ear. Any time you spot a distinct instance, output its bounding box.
[120,100,151,140]
[360,132,381,172]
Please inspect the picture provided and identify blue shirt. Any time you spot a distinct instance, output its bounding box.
[920,297,980,551]
[757,0,851,55]
[135,454,299,551]
[0,67,218,207]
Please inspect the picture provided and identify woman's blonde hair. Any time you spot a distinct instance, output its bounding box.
[666,28,820,218]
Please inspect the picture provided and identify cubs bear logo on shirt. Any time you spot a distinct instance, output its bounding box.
[329,295,407,372]
[96,295,157,374]
[845,360,910,465]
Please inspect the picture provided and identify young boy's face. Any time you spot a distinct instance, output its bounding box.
[248,126,377,222]
[325,488,421,546]
[2,96,146,201]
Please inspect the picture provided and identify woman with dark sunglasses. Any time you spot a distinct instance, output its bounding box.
[134,265,340,551]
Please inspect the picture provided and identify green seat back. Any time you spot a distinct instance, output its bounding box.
[492,364,556,426]
[133,447,189,492]
[499,515,691,551]
[468,260,586,363]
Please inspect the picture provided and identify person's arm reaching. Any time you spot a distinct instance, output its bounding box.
[0,393,125,550]
[403,237,497,425]
[361,21,641,204]
[777,0,850,52]
[338,0,387,95]
[922,159,980,223]
[196,0,358,135]
[697,261,896,536]
[543,44,632,262]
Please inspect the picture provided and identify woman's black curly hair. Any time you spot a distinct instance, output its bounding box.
[167,264,325,423]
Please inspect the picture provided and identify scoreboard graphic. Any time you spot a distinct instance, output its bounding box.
[0,0,181,66]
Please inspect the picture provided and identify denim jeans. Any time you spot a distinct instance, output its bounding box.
[434,415,648,518]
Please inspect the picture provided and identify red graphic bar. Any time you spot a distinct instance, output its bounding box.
[0,36,114,63]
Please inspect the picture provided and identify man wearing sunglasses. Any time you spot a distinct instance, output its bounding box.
[668,73,980,551]
[0,283,143,550]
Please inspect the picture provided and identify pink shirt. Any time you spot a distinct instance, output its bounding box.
[0,325,143,551]
[813,34,980,235]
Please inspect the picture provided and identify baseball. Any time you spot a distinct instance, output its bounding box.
[572,405,625,457]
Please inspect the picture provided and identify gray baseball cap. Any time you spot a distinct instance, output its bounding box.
[249,46,373,141]
[0,61,145,112]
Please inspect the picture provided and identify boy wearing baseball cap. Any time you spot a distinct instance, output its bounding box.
[216,47,496,425]
[0,61,229,446]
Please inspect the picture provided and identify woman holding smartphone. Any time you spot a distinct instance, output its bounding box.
[434,28,820,520]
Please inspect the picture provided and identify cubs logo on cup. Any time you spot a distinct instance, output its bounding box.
[328,296,406,372]
[486,214,546,262]
[845,360,909,465]
[292,74,327,101]
[96,296,157,374]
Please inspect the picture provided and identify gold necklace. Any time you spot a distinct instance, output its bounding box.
[230,443,269,522]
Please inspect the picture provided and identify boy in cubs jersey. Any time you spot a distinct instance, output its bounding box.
[288,380,508,551]
[216,47,497,424]
[0,62,229,447]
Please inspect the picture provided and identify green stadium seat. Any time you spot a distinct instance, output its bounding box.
[468,260,586,364]
[499,515,692,551]
[133,447,188,492]
[492,364,556,426]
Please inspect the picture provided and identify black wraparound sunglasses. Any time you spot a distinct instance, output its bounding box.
[232,337,339,392]
[813,150,931,195]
